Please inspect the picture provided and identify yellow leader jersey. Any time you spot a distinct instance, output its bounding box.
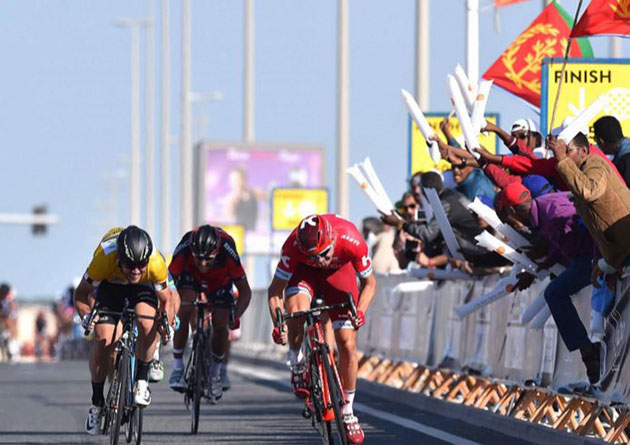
[84,227,169,291]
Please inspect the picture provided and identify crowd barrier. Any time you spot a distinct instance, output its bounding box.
[239,270,630,403]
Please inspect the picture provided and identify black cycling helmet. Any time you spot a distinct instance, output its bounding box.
[116,225,153,269]
[190,225,221,260]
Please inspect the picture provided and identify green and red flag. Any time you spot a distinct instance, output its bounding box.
[571,0,630,38]
[483,1,593,108]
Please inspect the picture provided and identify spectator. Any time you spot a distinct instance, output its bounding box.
[381,172,505,270]
[361,217,400,273]
[496,182,599,382]
[593,115,630,188]
[452,159,496,204]
[391,192,424,270]
[484,119,542,160]
[549,133,630,278]
[548,132,630,383]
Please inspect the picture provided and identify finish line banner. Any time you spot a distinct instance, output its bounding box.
[541,58,630,141]
[408,113,499,176]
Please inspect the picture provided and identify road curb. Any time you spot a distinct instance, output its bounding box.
[232,348,605,445]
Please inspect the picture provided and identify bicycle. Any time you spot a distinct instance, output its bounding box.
[275,293,357,445]
[182,297,213,434]
[84,299,168,445]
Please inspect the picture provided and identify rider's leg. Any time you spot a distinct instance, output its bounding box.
[172,287,196,370]
[284,291,311,366]
[90,321,121,406]
[209,307,230,378]
[334,327,358,415]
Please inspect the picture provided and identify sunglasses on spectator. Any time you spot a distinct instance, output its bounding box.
[308,243,334,261]
[514,132,529,140]
[121,259,149,270]
[402,203,418,211]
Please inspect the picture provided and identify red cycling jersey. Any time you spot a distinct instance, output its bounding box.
[274,214,373,282]
[169,229,246,293]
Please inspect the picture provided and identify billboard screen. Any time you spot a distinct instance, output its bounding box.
[196,142,325,253]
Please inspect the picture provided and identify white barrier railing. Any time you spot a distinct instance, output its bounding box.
[239,271,630,405]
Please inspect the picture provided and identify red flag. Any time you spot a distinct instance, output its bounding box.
[494,0,528,7]
[571,0,630,37]
[483,2,593,108]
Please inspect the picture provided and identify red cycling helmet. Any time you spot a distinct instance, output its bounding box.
[296,215,335,256]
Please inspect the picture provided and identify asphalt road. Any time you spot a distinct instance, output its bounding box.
[0,355,536,444]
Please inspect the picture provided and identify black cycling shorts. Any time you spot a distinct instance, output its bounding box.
[175,273,234,310]
[95,281,159,325]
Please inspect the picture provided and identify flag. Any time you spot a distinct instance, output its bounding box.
[495,0,529,7]
[483,1,593,108]
[571,0,630,38]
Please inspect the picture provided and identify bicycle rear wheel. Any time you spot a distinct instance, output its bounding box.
[320,343,347,445]
[110,349,129,445]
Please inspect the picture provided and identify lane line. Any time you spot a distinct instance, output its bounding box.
[233,363,482,445]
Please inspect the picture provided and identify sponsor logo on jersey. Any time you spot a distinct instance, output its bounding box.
[341,234,360,246]
[280,255,291,269]
[100,237,118,255]
[222,241,239,262]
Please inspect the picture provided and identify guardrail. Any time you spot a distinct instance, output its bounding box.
[238,271,630,442]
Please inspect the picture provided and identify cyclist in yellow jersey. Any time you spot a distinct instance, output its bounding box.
[73,226,178,435]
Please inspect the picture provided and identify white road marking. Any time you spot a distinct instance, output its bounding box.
[233,363,482,445]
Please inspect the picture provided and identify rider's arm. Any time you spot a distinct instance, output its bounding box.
[357,272,376,315]
[233,277,252,319]
[156,286,175,325]
[73,277,97,318]
[267,275,288,324]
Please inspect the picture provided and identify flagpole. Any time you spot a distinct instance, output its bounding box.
[548,0,584,134]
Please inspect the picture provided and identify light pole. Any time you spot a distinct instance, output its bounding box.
[116,18,151,226]
[336,0,349,218]
[180,0,193,233]
[160,0,171,249]
[145,1,156,237]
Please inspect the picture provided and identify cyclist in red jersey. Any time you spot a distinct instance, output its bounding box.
[268,214,377,444]
[168,225,252,402]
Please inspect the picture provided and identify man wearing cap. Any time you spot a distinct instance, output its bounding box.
[593,115,630,188]
[484,119,542,160]
[496,182,599,384]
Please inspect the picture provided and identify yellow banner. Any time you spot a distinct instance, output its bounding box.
[272,188,329,231]
[409,114,498,175]
[219,224,245,255]
[542,60,630,143]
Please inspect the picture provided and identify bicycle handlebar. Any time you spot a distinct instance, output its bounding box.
[275,293,358,328]
[83,307,163,337]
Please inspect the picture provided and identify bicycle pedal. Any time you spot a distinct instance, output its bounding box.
[302,407,311,419]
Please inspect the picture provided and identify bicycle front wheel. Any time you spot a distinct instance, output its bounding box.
[191,336,205,434]
[320,343,347,445]
[110,349,129,445]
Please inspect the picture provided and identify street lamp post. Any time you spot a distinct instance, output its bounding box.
[116,18,151,226]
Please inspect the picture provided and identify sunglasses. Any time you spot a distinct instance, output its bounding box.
[308,243,334,261]
[192,251,218,262]
[121,259,149,270]
[402,203,418,211]
[514,132,530,140]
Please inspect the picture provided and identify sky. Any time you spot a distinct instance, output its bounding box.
[0,0,626,298]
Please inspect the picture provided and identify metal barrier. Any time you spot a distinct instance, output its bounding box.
[238,271,630,442]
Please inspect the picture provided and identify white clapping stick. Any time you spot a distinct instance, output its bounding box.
[454,269,519,319]
[467,198,530,249]
[558,93,608,143]
[361,157,394,210]
[401,89,441,164]
[447,74,480,159]
[346,165,392,215]
[425,187,465,261]
[475,231,550,279]
[521,291,547,324]
[530,304,552,330]
[471,80,493,134]
[454,64,476,113]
